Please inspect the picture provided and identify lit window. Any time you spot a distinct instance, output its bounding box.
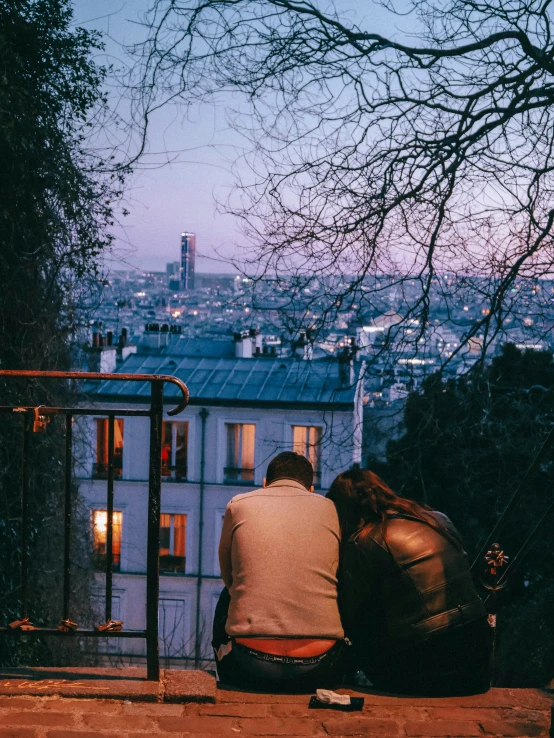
[161,421,188,480]
[225,424,255,483]
[92,510,122,571]
[160,514,187,573]
[94,419,124,479]
[292,426,321,486]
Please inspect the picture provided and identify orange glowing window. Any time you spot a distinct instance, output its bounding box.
[161,422,188,480]
[225,424,255,483]
[159,514,187,573]
[94,419,124,479]
[92,510,122,572]
[292,425,321,485]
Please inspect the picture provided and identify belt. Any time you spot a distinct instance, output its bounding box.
[232,638,341,665]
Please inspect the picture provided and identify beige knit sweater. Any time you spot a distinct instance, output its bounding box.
[218,479,344,639]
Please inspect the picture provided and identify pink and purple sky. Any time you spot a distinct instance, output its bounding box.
[73,1,399,274]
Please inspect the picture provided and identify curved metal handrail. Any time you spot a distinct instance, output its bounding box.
[0,370,190,416]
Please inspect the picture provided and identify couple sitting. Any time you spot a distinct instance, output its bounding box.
[213,452,491,695]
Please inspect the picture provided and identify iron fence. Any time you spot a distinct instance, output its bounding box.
[0,370,190,681]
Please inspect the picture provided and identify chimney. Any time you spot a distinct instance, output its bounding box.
[87,332,117,374]
[292,330,312,360]
[338,338,358,386]
[250,328,262,356]
[234,330,253,358]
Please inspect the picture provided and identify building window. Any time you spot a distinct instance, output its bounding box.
[94,419,124,479]
[292,425,322,486]
[161,421,188,480]
[160,514,187,573]
[92,510,122,572]
[225,423,255,483]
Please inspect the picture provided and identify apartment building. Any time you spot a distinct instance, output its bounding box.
[77,339,364,667]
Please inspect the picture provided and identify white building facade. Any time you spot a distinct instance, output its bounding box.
[77,347,364,668]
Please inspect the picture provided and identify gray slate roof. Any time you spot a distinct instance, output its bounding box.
[160,336,236,358]
[91,353,358,407]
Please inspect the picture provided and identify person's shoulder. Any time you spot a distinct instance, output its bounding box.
[309,494,340,525]
[309,493,337,508]
[430,510,453,526]
[227,487,266,506]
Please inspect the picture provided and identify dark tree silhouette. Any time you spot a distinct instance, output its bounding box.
[0,0,126,666]
[135,0,554,364]
[375,343,554,686]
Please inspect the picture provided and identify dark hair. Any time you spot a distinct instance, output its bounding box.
[266,451,313,490]
[326,468,457,544]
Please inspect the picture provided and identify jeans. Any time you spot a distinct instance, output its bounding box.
[361,617,492,696]
[212,588,346,693]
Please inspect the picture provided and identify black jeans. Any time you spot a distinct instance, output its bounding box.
[361,617,492,696]
[212,588,346,693]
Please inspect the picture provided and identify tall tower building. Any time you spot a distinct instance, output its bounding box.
[180,232,196,291]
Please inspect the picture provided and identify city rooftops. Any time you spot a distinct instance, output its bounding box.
[89,353,359,408]
[160,335,237,358]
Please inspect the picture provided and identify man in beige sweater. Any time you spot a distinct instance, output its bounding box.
[213,452,345,691]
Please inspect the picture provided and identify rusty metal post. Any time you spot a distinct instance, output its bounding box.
[62,414,73,622]
[105,414,115,623]
[20,413,32,620]
[146,382,163,680]
[194,407,209,666]
[481,543,509,686]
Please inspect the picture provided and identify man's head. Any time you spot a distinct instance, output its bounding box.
[265,451,314,491]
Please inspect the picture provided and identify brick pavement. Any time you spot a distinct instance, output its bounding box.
[0,687,550,737]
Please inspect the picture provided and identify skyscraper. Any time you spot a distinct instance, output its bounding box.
[180,232,196,291]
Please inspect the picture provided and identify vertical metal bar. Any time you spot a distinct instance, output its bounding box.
[195,408,209,666]
[105,415,115,623]
[20,413,32,620]
[487,594,497,688]
[62,414,73,622]
[146,382,163,681]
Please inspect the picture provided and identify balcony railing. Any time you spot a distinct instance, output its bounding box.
[93,552,121,573]
[159,554,186,574]
[161,463,188,481]
[93,462,122,480]
[224,466,255,483]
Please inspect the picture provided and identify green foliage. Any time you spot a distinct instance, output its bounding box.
[375,344,554,686]
[0,0,124,665]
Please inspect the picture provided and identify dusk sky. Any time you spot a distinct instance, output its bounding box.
[72,1,403,274]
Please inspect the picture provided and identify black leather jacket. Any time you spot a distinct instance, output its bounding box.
[340,512,486,659]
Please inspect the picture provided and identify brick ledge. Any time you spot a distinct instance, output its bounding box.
[0,669,550,737]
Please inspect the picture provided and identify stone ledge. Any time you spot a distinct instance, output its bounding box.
[0,670,550,737]
[0,667,216,703]
[0,688,548,737]
[164,669,216,703]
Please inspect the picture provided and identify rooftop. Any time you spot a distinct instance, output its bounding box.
[159,336,237,358]
[90,354,359,408]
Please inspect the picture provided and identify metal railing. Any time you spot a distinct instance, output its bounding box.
[223,466,255,483]
[0,370,190,681]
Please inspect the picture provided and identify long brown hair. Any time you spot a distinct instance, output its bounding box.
[326,468,459,545]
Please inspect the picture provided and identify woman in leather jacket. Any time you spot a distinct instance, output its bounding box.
[327,469,491,696]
